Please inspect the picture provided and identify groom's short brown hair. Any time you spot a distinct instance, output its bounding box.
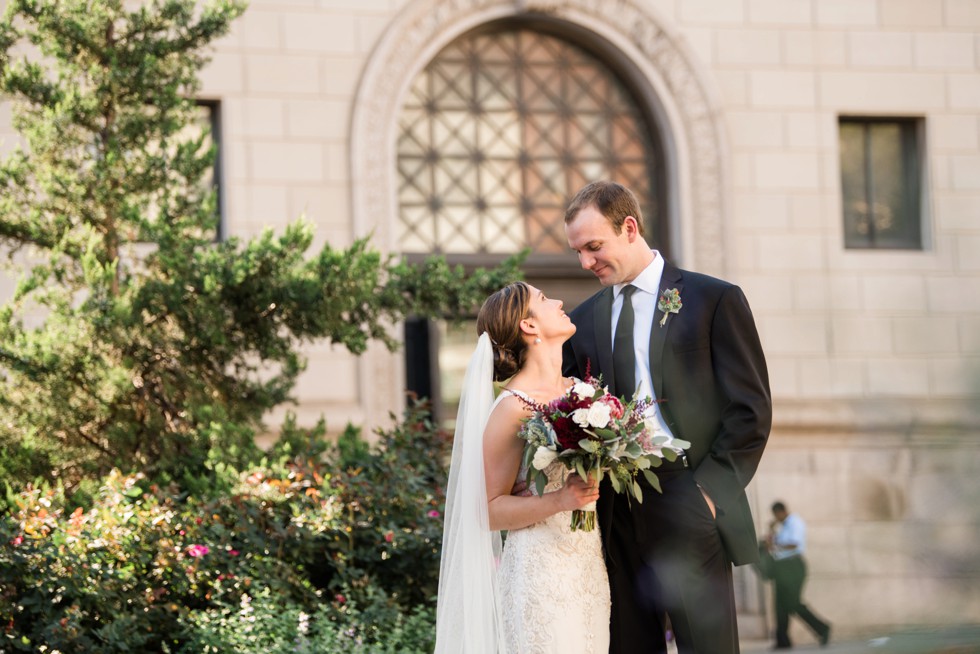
[564,180,645,237]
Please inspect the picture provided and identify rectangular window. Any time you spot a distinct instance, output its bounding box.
[129,100,222,246]
[194,100,224,240]
[838,117,923,250]
[403,317,476,430]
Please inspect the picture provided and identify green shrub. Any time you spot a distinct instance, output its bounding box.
[320,396,450,608]
[178,587,435,654]
[0,400,447,653]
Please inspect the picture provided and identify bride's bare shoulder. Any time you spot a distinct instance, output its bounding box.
[483,395,526,453]
[491,390,529,414]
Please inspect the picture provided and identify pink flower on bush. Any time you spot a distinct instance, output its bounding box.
[186,544,209,557]
[228,549,239,557]
[427,510,440,518]
[335,593,346,604]
[384,531,394,543]
[11,535,23,546]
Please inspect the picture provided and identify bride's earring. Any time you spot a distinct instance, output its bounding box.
[534,337,542,344]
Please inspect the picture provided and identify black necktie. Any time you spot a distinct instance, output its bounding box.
[613,285,637,397]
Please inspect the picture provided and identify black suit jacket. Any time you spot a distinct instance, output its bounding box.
[562,261,771,565]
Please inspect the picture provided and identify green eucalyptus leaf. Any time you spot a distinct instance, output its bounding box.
[642,469,663,494]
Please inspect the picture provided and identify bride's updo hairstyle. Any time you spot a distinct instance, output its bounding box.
[476,282,533,382]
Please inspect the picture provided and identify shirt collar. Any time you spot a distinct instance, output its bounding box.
[614,250,663,298]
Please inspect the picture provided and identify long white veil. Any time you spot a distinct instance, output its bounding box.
[434,332,504,653]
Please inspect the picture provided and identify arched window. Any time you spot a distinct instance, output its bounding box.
[397,21,667,422]
[398,23,666,265]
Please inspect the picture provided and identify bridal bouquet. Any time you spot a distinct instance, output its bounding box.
[516,374,690,531]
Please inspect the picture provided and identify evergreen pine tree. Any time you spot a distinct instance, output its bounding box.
[0,0,520,493]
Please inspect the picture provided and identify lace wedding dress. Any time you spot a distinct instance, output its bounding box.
[495,389,611,654]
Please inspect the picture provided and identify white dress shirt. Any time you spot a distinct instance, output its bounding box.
[611,250,675,438]
[773,513,807,560]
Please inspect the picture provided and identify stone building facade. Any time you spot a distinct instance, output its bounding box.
[3,0,979,642]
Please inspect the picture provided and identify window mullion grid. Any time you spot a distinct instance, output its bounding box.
[397,26,666,259]
[517,30,530,249]
[561,42,572,218]
[426,65,439,251]
[470,39,490,252]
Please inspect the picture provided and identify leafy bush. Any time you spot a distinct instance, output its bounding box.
[179,589,435,654]
[319,396,450,608]
[0,400,447,653]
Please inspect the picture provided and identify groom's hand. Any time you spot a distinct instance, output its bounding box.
[698,484,717,519]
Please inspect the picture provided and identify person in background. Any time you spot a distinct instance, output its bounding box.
[767,501,832,649]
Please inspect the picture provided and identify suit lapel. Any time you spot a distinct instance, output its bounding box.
[594,287,615,384]
[649,263,683,400]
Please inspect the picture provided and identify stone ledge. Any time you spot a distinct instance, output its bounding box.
[772,398,980,434]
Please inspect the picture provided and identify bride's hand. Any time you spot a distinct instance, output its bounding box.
[555,473,600,512]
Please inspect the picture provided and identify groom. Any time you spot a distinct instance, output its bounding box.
[561,181,771,654]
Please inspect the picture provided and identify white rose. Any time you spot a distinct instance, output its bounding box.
[571,382,596,399]
[531,445,558,470]
[571,408,591,428]
[586,402,612,429]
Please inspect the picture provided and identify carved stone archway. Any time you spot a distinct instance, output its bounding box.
[349,0,729,423]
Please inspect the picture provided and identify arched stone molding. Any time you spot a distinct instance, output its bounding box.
[349,0,729,423]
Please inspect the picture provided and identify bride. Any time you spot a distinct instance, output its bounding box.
[434,281,611,653]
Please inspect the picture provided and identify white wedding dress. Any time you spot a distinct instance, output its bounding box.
[495,389,611,654]
[433,336,610,654]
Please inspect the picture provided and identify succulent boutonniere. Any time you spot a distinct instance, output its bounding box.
[657,288,682,327]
